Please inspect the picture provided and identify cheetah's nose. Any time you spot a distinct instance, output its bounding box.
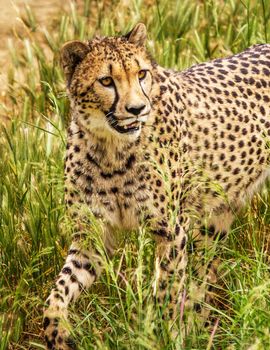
[125,104,146,116]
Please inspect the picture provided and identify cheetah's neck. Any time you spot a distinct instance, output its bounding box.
[70,120,142,172]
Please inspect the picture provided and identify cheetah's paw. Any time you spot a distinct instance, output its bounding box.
[43,310,76,350]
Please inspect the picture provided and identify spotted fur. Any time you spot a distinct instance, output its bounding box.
[43,23,270,348]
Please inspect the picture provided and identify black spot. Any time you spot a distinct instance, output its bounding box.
[83,263,96,277]
[72,260,82,269]
[86,153,100,167]
[43,317,50,330]
[159,280,167,290]
[238,140,244,147]
[251,135,257,143]
[111,187,118,194]
[180,236,186,250]
[85,175,93,182]
[160,259,168,271]
[240,68,248,75]
[160,194,166,202]
[208,225,216,236]
[62,267,72,275]
[255,93,262,101]
[126,154,136,169]
[194,303,202,312]
[200,226,207,236]
[263,67,270,76]
[169,308,174,318]
[200,225,215,237]
[214,87,222,94]
[137,183,146,191]
[66,337,77,350]
[234,75,242,82]
[216,230,227,241]
[85,187,92,195]
[52,329,58,338]
[156,179,162,187]
[46,340,54,350]
[124,179,134,186]
[54,293,64,302]
[152,228,167,237]
[74,169,82,177]
[160,85,167,93]
[53,318,59,326]
[70,274,78,283]
[98,190,107,196]
[169,247,178,259]
[100,172,113,179]
[123,190,133,198]
[233,168,240,175]
[220,153,225,161]
[65,286,69,296]
[114,168,126,176]
[68,249,78,255]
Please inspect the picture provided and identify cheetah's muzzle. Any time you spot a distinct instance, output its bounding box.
[106,112,141,134]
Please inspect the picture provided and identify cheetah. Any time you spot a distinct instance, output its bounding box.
[43,23,270,349]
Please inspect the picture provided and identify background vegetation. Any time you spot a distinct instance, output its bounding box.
[1,0,270,349]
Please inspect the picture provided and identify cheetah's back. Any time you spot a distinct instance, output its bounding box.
[177,44,270,212]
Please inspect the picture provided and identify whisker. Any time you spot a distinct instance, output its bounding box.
[105,111,113,118]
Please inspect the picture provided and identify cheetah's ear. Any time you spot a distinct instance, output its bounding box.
[60,41,89,87]
[125,23,147,46]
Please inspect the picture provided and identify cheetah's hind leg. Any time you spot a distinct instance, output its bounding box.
[186,209,234,331]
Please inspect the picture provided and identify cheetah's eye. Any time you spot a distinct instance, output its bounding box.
[99,76,114,87]
[138,70,147,81]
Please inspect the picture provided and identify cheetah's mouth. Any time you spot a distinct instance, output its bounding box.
[106,113,141,134]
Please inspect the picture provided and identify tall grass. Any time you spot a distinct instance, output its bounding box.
[1,0,270,349]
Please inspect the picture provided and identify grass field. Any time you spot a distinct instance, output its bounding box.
[1,0,270,349]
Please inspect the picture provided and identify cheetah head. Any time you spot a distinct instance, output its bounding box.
[61,23,154,141]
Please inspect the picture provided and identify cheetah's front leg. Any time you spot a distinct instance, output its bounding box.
[153,219,188,329]
[43,238,104,350]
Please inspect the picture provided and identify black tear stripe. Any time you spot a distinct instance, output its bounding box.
[106,81,119,116]
[140,82,151,103]
[103,82,120,129]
